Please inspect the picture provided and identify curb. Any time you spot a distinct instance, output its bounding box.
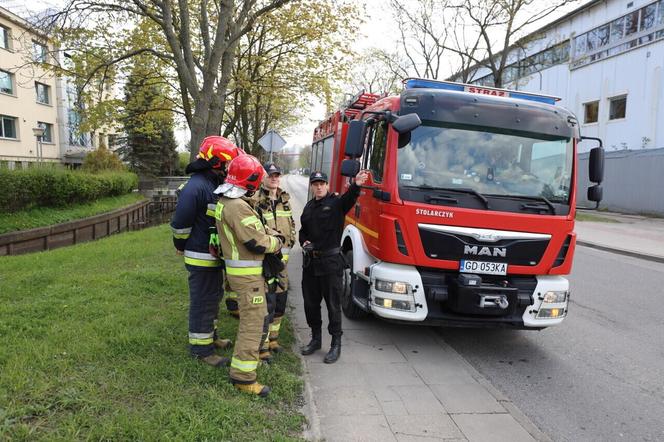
[429,329,553,442]
[577,240,664,264]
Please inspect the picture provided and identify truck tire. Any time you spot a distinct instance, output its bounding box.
[341,249,368,319]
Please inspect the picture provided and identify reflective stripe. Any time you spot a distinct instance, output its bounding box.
[269,322,281,332]
[189,331,214,346]
[225,291,238,299]
[225,259,262,267]
[276,210,292,217]
[173,233,190,239]
[172,227,192,235]
[269,236,278,252]
[281,247,291,254]
[184,251,219,261]
[226,266,263,276]
[241,215,260,226]
[222,224,239,260]
[282,255,289,262]
[214,202,225,221]
[231,357,259,372]
[206,203,216,217]
[184,257,222,267]
[263,213,275,221]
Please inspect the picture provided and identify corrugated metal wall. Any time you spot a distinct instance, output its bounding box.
[577,147,664,215]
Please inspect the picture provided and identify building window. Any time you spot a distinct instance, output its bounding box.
[35,82,50,104]
[33,41,47,63]
[0,115,17,139]
[0,69,14,95]
[38,122,53,143]
[584,101,599,124]
[609,96,627,120]
[0,25,10,50]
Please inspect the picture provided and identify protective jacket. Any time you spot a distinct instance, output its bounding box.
[170,165,223,269]
[257,186,295,292]
[215,194,283,383]
[299,183,361,276]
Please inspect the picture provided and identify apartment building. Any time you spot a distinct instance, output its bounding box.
[0,6,60,166]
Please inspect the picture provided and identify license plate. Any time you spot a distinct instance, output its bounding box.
[459,260,507,275]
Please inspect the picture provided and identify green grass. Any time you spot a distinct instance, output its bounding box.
[0,193,146,234]
[575,212,621,223]
[0,224,305,441]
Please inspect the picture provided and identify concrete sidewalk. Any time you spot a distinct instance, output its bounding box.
[575,211,664,263]
[282,175,548,442]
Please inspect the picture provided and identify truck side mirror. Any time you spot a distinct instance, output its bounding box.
[344,120,366,158]
[392,113,422,134]
[341,159,361,177]
[589,146,604,183]
[587,184,603,203]
[580,136,604,183]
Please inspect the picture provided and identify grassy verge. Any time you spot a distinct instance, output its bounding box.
[0,193,146,234]
[0,224,304,441]
[575,212,621,223]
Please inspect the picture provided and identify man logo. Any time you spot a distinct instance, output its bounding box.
[464,245,507,257]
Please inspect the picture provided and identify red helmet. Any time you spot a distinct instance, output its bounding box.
[225,155,265,191]
[197,136,242,169]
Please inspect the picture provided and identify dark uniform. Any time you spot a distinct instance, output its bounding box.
[299,171,361,361]
[170,162,225,360]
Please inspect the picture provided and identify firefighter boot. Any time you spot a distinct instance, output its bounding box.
[259,348,273,364]
[300,330,322,355]
[199,354,231,367]
[234,382,271,397]
[214,338,233,350]
[269,339,282,353]
[323,335,341,364]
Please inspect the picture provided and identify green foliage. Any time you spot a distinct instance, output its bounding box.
[0,224,304,440]
[119,51,179,177]
[82,146,126,173]
[178,152,190,173]
[0,169,138,213]
[0,193,145,234]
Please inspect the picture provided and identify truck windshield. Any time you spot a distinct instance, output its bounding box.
[397,122,573,203]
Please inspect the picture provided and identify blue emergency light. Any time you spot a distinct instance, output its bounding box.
[403,78,558,106]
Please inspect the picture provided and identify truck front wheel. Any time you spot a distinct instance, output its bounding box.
[341,249,369,319]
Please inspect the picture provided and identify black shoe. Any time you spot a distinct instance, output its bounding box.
[323,336,341,364]
[300,332,322,355]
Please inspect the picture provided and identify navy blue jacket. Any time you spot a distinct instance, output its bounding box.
[170,165,223,269]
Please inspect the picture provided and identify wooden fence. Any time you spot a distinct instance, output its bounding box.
[0,200,151,256]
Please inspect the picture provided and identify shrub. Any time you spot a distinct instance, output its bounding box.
[0,169,138,213]
[82,145,126,173]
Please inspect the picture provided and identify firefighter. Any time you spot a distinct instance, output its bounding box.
[214,154,283,397]
[170,136,241,367]
[299,170,368,363]
[257,163,296,355]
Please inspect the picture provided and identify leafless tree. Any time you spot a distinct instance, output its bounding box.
[446,0,578,87]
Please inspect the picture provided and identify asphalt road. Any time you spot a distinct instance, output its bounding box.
[283,174,664,442]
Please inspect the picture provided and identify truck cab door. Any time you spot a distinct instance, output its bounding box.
[354,119,389,256]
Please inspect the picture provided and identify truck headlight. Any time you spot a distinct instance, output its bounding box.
[375,279,410,294]
[537,307,566,319]
[374,296,412,311]
[542,291,568,304]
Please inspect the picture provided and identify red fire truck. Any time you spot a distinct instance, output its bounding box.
[310,78,604,329]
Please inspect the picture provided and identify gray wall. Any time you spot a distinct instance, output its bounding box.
[577,147,664,215]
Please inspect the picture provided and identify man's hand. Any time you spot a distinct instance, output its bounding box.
[355,170,369,186]
[302,240,311,247]
[175,249,184,256]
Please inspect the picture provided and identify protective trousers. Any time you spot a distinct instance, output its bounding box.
[269,291,288,342]
[228,275,270,384]
[302,265,343,337]
[187,268,223,357]
[224,278,239,315]
[262,291,278,352]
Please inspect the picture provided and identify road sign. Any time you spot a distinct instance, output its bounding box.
[258,130,287,161]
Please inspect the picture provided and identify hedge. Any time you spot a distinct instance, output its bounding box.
[0,169,138,213]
